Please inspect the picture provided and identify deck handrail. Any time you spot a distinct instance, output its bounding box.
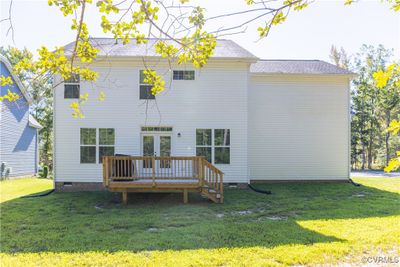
[103,156,223,192]
[103,156,224,203]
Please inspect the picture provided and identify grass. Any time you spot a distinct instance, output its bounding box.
[0,178,53,203]
[0,177,399,266]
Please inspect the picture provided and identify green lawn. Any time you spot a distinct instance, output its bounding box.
[0,177,399,266]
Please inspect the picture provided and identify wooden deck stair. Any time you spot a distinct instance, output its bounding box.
[103,156,224,204]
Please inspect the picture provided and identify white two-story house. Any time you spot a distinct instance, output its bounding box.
[53,38,353,191]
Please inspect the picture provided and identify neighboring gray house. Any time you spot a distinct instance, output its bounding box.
[0,55,42,178]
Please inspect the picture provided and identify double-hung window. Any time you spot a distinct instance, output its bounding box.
[80,128,96,163]
[214,129,230,164]
[196,129,230,164]
[64,74,80,99]
[80,128,115,163]
[196,129,212,163]
[139,70,155,100]
[99,128,115,163]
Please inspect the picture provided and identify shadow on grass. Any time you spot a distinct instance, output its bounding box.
[0,181,399,253]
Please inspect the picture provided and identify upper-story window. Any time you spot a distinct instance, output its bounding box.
[64,74,80,99]
[139,70,155,100]
[173,70,195,80]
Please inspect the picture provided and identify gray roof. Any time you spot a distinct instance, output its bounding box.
[0,55,33,103]
[63,38,257,60]
[250,60,353,75]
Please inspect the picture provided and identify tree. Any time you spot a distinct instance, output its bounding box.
[0,0,399,116]
[332,44,398,170]
[352,45,393,169]
[373,63,400,172]
[330,45,350,70]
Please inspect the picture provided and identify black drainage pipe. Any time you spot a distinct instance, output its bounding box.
[348,178,361,187]
[21,189,55,198]
[248,184,272,194]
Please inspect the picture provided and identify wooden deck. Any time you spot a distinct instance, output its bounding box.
[103,156,224,203]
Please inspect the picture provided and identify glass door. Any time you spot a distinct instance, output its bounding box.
[141,134,172,168]
[159,136,171,168]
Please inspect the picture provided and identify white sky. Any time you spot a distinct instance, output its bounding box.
[1,0,399,62]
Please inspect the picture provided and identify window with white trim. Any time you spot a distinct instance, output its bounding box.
[139,70,155,100]
[196,129,212,163]
[173,70,195,80]
[196,129,230,164]
[214,129,230,164]
[64,74,80,99]
[99,128,115,163]
[80,128,96,163]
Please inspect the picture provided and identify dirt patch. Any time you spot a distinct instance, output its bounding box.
[232,207,265,216]
[256,215,288,221]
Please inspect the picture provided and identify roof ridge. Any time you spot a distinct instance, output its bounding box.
[86,37,232,41]
[258,59,322,62]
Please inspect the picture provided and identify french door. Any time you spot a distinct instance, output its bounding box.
[142,134,171,169]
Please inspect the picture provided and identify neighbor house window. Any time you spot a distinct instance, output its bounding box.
[214,129,230,164]
[80,128,96,163]
[196,129,212,163]
[196,129,230,164]
[139,70,155,100]
[173,70,195,80]
[64,74,80,99]
[99,128,115,163]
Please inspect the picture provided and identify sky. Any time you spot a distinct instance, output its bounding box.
[1,0,399,62]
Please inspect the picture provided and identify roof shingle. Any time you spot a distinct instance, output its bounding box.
[63,38,257,60]
[250,60,353,75]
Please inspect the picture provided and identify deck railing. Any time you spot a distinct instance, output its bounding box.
[103,156,223,189]
[202,159,224,196]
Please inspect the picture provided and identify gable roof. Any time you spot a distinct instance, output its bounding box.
[250,60,354,75]
[28,114,42,129]
[63,38,258,61]
[0,54,32,103]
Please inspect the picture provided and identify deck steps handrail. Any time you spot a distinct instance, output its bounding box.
[103,156,223,203]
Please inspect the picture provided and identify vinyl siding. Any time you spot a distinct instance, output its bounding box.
[54,60,249,183]
[0,62,37,177]
[248,75,350,180]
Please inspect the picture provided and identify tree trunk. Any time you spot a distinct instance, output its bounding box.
[361,143,366,170]
[385,111,391,166]
[368,133,373,169]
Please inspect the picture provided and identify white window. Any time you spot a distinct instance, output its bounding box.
[196,129,212,163]
[214,129,230,164]
[139,70,155,100]
[196,129,230,164]
[173,70,195,80]
[99,128,115,163]
[80,128,96,163]
[80,128,115,164]
[64,74,80,99]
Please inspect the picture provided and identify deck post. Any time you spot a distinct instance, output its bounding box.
[122,191,128,204]
[198,157,204,186]
[152,157,156,187]
[183,189,188,204]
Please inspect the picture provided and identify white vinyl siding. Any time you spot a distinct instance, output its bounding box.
[248,75,350,181]
[54,61,249,183]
